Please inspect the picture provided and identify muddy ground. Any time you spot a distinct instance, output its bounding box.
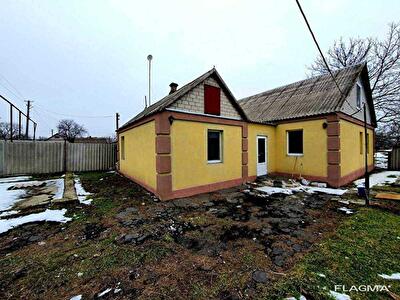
[0,172,364,299]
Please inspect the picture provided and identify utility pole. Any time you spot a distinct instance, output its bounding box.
[18,111,22,139]
[147,54,153,105]
[33,123,37,141]
[115,112,120,131]
[25,100,32,139]
[10,105,13,142]
[364,102,370,206]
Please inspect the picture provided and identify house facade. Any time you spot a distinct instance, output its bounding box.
[117,63,376,200]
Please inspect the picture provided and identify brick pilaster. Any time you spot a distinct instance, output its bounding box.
[326,114,341,187]
[241,123,248,181]
[155,112,172,200]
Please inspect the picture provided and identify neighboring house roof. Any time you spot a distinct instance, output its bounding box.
[239,63,376,125]
[118,68,248,131]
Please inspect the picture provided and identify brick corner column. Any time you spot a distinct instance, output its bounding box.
[155,113,172,200]
[326,114,341,187]
[241,123,249,182]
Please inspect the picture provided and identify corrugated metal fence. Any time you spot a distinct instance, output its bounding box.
[0,140,117,176]
[389,147,400,170]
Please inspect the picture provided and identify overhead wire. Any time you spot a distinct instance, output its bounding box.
[295,0,362,115]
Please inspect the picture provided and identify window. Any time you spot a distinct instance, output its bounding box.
[366,133,370,154]
[359,132,363,155]
[121,136,125,160]
[207,130,222,163]
[287,130,303,155]
[204,85,221,115]
[356,84,361,108]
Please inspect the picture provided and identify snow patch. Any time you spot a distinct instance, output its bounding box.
[317,273,326,278]
[52,178,65,200]
[256,186,293,195]
[0,181,26,211]
[97,288,112,297]
[354,171,400,187]
[70,295,82,300]
[256,185,347,196]
[0,209,71,234]
[74,177,92,205]
[338,207,354,215]
[379,273,400,280]
[329,290,351,300]
[0,210,20,218]
[0,176,31,184]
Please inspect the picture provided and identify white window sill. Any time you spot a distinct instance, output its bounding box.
[287,153,304,157]
[208,160,222,164]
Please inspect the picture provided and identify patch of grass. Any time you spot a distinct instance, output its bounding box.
[92,197,119,216]
[372,185,400,193]
[263,208,400,299]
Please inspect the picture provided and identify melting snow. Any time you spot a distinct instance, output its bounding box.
[379,273,400,280]
[256,186,293,195]
[354,171,400,187]
[338,207,354,215]
[0,210,20,217]
[0,180,26,211]
[74,177,92,205]
[329,290,351,300]
[97,288,112,297]
[52,179,65,200]
[0,176,31,184]
[256,185,347,196]
[0,209,71,234]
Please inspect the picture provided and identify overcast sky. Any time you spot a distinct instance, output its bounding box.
[0,0,398,137]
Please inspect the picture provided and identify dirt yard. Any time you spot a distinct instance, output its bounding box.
[0,172,399,299]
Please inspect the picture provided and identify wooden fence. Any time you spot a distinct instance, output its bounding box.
[389,147,400,170]
[0,140,117,176]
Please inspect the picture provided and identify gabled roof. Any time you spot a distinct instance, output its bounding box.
[239,63,376,125]
[119,68,247,131]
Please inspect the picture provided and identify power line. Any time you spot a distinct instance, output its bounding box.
[295,0,360,113]
[34,103,113,119]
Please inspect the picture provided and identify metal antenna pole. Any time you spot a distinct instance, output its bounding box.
[147,54,153,105]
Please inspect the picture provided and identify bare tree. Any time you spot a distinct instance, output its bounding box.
[308,22,400,146]
[57,119,87,142]
[0,122,20,140]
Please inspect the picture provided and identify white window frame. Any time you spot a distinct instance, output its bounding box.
[287,130,304,156]
[356,83,362,109]
[207,130,223,164]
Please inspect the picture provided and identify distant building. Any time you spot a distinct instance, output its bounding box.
[47,133,109,143]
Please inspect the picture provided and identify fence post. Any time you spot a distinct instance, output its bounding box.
[63,140,67,173]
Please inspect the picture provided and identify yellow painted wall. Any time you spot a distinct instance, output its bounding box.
[248,123,276,176]
[340,119,374,177]
[119,121,156,189]
[275,120,328,177]
[171,120,242,190]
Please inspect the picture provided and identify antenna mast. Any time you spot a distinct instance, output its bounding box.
[147,54,153,105]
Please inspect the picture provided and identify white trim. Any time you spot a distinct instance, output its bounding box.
[286,130,304,156]
[207,130,223,164]
[166,108,242,121]
[356,83,362,109]
[256,135,268,176]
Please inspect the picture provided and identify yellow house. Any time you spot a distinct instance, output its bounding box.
[117,63,376,200]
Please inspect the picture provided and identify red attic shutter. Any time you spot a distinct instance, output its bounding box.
[204,85,221,115]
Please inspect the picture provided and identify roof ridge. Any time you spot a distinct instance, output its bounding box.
[239,62,366,103]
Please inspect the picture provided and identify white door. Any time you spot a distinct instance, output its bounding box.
[257,136,267,176]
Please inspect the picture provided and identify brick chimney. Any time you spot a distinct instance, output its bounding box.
[169,82,178,94]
